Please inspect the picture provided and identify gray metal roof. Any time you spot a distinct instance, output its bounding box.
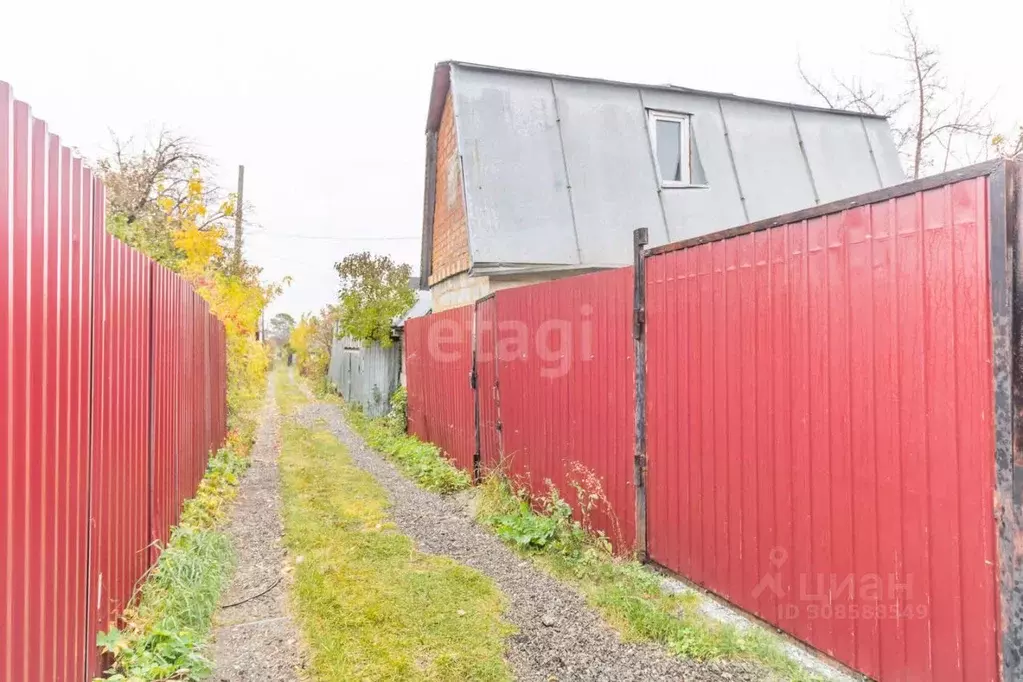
[394,288,432,327]
[423,61,904,277]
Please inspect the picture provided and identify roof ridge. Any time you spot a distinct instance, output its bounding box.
[438,60,888,121]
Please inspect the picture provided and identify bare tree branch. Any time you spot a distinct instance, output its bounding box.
[98,128,212,223]
[797,7,993,179]
[797,56,837,109]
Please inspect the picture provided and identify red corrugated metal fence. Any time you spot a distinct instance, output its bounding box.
[1,89,98,682]
[405,306,475,473]
[645,175,998,682]
[493,269,635,549]
[404,162,1022,682]
[0,82,229,682]
[405,270,635,548]
[88,223,153,673]
[152,264,179,556]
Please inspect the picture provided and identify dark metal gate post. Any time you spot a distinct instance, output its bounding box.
[471,301,481,484]
[633,227,649,561]
[992,159,1023,680]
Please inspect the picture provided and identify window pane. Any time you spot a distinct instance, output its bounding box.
[656,119,682,182]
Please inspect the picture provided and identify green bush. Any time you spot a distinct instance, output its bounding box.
[386,385,407,433]
[479,479,590,555]
[491,502,560,548]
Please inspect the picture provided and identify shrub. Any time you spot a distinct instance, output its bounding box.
[386,386,407,433]
[491,501,561,548]
[480,478,592,556]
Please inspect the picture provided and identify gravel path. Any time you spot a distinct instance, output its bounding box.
[211,380,305,681]
[294,398,777,682]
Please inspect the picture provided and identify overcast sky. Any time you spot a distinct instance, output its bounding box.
[2,0,1020,319]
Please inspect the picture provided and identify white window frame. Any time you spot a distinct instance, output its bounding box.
[647,110,693,187]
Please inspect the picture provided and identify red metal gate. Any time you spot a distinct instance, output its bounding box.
[495,269,636,550]
[405,306,475,473]
[474,296,501,474]
[643,169,1004,682]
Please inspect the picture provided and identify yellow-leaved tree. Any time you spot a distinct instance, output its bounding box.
[289,307,337,382]
[95,133,288,682]
[100,137,286,446]
[166,171,284,434]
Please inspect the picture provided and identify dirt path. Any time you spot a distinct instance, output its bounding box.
[294,395,773,682]
[211,380,305,681]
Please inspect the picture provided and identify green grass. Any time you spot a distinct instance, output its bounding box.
[308,373,470,494]
[292,370,816,680]
[275,365,311,415]
[279,411,514,681]
[474,477,820,682]
[343,405,471,494]
[96,445,250,681]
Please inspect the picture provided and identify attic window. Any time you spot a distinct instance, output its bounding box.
[648,111,692,186]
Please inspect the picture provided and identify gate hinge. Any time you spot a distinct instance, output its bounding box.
[634,455,647,487]
[633,307,645,339]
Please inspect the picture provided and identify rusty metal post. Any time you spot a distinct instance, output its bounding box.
[992,159,1023,680]
[471,302,481,483]
[633,227,649,561]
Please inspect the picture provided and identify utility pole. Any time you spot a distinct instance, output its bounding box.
[233,164,245,274]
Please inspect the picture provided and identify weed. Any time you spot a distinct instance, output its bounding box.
[279,413,513,681]
[474,474,821,682]
[491,500,561,548]
[343,397,470,495]
[179,446,250,528]
[96,441,251,681]
[565,461,624,552]
[312,374,333,398]
[387,385,407,429]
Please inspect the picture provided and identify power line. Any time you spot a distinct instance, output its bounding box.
[257,255,334,266]
[249,230,419,242]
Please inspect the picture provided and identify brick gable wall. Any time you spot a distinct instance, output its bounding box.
[429,92,470,285]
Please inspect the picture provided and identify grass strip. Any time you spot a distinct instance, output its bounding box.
[311,378,470,495]
[332,378,817,681]
[325,376,817,680]
[474,477,820,682]
[343,406,471,494]
[279,410,513,681]
[96,442,251,681]
[275,365,312,415]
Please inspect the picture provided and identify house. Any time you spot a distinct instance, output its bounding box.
[419,61,904,311]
